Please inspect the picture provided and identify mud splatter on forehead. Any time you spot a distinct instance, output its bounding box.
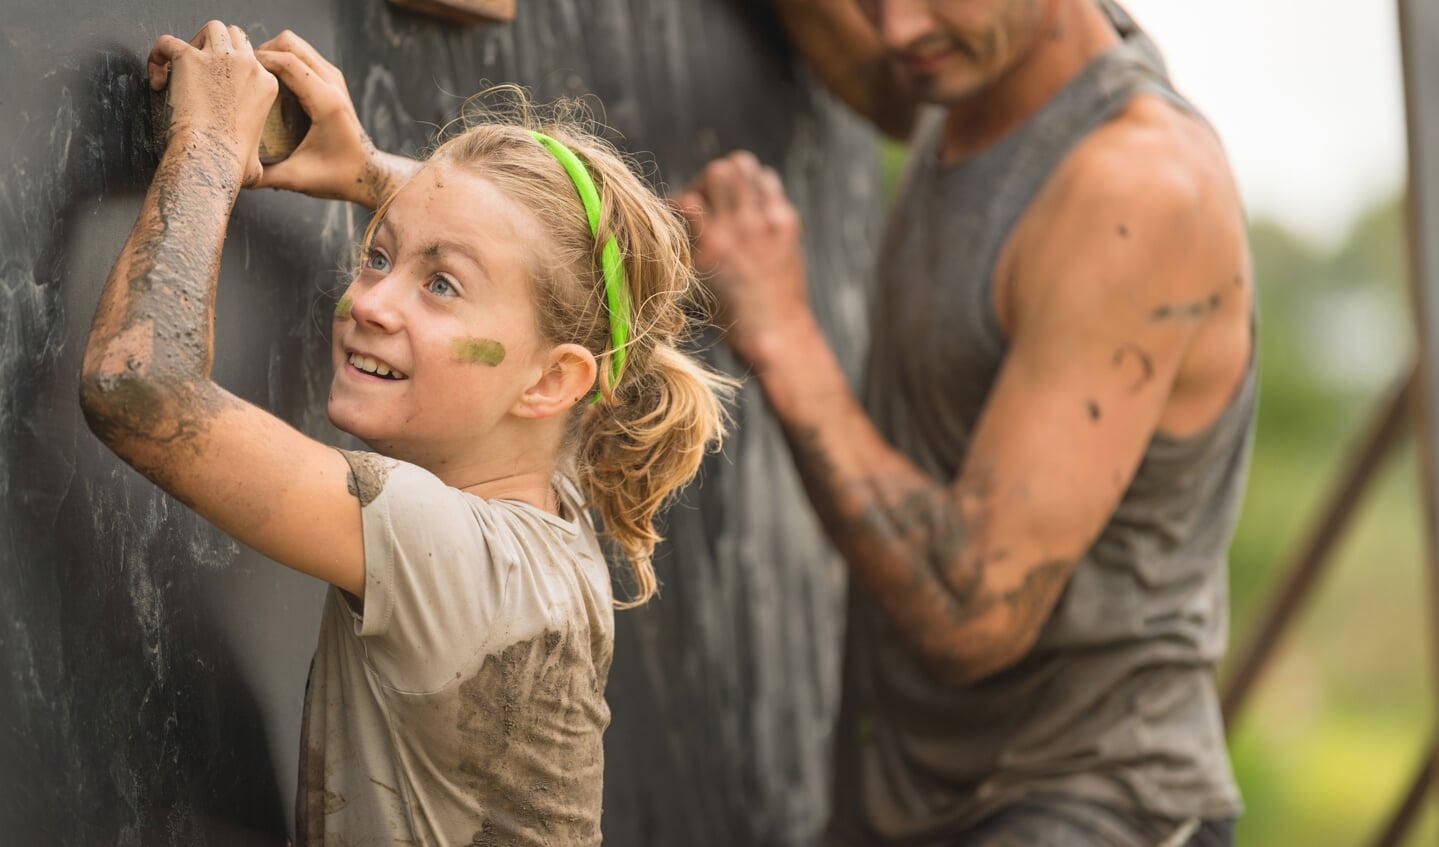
[334,295,353,321]
[452,337,506,367]
[339,450,396,508]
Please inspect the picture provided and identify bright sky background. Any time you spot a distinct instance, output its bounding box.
[1121,0,1406,245]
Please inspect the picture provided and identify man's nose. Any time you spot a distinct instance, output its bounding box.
[878,0,935,53]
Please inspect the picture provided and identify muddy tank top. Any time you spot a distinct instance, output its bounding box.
[827,4,1252,843]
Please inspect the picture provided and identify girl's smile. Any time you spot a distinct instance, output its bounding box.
[344,350,409,380]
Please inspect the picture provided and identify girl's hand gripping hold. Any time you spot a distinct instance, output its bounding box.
[148,21,278,188]
[253,30,420,209]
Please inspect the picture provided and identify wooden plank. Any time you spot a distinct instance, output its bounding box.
[387,0,516,24]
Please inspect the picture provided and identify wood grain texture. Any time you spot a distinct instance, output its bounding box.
[387,0,516,24]
[257,83,312,164]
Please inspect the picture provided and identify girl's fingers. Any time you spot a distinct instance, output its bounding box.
[147,34,190,90]
[191,20,228,50]
[257,49,330,113]
[229,25,253,56]
[258,30,345,88]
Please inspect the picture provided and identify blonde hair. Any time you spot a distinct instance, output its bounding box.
[366,91,735,606]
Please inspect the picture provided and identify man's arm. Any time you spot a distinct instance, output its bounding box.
[770,0,918,139]
[678,132,1249,684]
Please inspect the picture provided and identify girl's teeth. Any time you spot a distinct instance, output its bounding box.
[347,352,405,379]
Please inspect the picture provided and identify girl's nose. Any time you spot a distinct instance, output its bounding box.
[344,276,404,333]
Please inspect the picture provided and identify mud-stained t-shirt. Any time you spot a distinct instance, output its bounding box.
[295,453,614,846]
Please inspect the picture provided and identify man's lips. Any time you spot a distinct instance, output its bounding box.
[900,48,956,75]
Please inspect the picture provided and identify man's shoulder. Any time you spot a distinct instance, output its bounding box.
[1051,92,1240,229]
[999,91,1249,330]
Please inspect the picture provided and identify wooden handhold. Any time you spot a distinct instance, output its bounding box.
[258,83,312,165]
[387,0,516,25]
[149,81,312,165]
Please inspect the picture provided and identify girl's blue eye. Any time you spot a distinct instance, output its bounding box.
[366,249,389,272]
[426,275,457,297]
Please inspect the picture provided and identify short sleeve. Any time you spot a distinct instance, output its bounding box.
[340,451,516,692]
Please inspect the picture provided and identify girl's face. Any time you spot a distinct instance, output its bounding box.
[327,162,554,462]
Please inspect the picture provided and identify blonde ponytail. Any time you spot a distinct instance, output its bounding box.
[578,344,733,606]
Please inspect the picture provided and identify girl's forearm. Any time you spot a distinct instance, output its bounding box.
[358,147,423,210]
[81,132,241,441]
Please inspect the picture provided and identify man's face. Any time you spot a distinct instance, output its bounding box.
[858,0,1050,103]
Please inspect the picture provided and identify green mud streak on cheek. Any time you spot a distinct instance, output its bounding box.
[334,295,353,321]
[452,337,506,366]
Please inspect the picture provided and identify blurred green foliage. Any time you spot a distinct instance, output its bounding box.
[878,139,1437,844]
[1227,193,1437,847]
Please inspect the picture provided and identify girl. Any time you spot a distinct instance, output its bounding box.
[81,22,732,845]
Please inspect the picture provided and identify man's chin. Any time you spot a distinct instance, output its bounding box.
[919,74,989,106]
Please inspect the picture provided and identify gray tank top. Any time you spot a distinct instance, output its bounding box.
[828,5,1252,843]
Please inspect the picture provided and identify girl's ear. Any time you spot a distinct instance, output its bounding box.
[512,343,599,419]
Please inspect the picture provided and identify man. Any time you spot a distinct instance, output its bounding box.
[676,0,1252,844]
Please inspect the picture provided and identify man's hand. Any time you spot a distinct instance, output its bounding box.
[253,30,418,208]
[148,21,277,188]
[675,151,814,370]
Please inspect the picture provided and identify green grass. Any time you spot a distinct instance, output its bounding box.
[1228,429,1437,846]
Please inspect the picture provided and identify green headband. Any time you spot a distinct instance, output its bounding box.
[527,130,630,396]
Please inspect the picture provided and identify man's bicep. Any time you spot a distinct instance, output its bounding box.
[960,265,1197,570]
[971,128,1236,561]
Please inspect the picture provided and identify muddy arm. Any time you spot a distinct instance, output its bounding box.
[81,23,366,596]
[682,133,1249,684]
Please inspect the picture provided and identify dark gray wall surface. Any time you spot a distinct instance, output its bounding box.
[0,1,879,844]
